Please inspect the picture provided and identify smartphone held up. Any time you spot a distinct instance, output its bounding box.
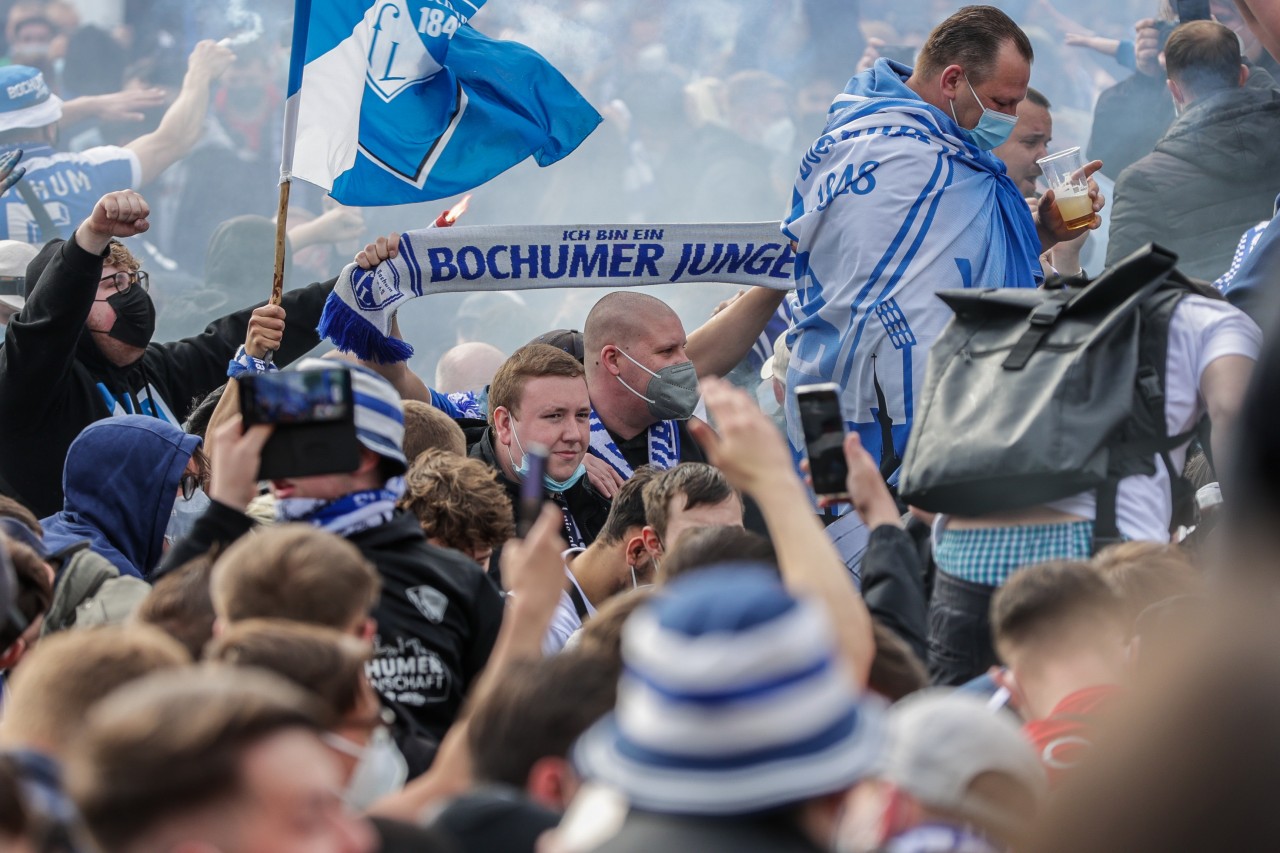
[239,365,361,481]
[796,382,850,501]
[517,442,549,537]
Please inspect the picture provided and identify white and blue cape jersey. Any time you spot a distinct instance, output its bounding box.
[782,59,1043,475]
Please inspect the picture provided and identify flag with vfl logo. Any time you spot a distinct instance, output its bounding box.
[283,0,601,205]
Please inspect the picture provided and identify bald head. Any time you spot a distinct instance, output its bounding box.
[435,342,507,393]
[583,292,680,366]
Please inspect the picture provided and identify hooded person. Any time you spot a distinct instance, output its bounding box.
[0,189,336,518]
[39,415,201,580]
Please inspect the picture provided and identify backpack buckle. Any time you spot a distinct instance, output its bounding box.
[1028,298,1067,326]
[1137,365,1164,406]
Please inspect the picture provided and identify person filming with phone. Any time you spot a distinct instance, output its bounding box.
[159,360,505,743]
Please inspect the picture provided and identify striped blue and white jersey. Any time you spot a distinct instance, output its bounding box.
[782,60,1042,472]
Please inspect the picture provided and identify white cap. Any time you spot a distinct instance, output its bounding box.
[0,240,37,311]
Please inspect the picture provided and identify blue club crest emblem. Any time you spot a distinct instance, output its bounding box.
[364,0,470,103]
[352,265,406,311]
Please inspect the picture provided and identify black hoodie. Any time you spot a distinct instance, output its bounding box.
[0,234,335,516]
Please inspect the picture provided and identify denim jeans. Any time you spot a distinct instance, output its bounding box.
[927,570,999,686]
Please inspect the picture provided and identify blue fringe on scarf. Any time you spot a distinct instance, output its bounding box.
[316,292,415,364]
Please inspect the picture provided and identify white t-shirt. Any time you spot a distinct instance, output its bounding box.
[542,550,594,656]
[1047,295,1261,541]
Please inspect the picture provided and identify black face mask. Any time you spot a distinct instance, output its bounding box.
[103,286,156,348]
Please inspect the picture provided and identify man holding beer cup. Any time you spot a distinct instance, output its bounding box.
[781,5,1104,494]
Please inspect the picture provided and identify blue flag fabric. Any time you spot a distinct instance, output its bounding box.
[285,0,601,205]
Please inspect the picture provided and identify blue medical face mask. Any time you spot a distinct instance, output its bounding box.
[505,416,587,494]
[950,75,1018,151]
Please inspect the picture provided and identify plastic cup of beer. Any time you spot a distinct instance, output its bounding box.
[1036,147,1094,230]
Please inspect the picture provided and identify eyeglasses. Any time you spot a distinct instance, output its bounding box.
[98,270,149,296]
[179,473,200,501]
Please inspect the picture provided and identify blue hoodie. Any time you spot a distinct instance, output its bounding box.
[41,416,201,580]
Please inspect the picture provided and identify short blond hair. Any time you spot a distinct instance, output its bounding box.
[106,240,140,274]
[210,525,380,631]
[2,625,189,751]
[205,619,371,724]
[402,399,467,461]
[487,343,585,426]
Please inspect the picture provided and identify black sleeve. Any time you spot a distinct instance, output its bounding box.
[461,570,505,689]
[860,524,929,663]
[0,235,105,416]
[152,499,255,580]
[149,277,337,421]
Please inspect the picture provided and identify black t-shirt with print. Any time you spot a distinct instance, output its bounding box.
[349,510,505,742]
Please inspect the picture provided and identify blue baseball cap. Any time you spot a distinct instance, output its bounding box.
[0,66,62,133]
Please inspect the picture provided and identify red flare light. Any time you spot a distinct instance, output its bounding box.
[432,194,472,228]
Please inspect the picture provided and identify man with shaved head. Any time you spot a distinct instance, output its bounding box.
[347,233,789,502]
[579,292,709,492]
[434,342,507,394]
[401,282,786,497]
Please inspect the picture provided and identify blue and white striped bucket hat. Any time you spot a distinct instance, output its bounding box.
[574,565,886,815]
[294,359,407,474]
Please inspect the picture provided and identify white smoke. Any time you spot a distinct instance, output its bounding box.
[217,0,264,48]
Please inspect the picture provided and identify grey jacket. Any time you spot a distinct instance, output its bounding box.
[1107,74,1280,280]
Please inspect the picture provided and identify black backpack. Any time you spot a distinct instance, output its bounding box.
[898,245,1218,550]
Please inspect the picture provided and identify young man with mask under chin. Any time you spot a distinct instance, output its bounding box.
[0,189,337,517]
[468,343,613,586]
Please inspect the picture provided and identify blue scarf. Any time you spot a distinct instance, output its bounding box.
[275,486,401,538]
[587,409,680,479]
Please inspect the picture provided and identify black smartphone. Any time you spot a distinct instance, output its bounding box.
[1176,0,1211,22]
[0,537,28,654]
[239,366,361,481]
[796,382,850,500]
[879,44,918,65]
[516,442,549,537]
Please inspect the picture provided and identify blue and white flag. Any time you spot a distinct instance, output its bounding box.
[284,0,602,205]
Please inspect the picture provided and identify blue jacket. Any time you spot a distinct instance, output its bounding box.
[41,415,200,579]
[1226,213,1280,327]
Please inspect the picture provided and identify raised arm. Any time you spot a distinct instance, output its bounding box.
[58,87,168,127]
[688,377,875,686]
[125,40,234,186]
[686,286,787,379]
[0,190,149,407]
[369,504,567,820]
[325,232,437,403]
